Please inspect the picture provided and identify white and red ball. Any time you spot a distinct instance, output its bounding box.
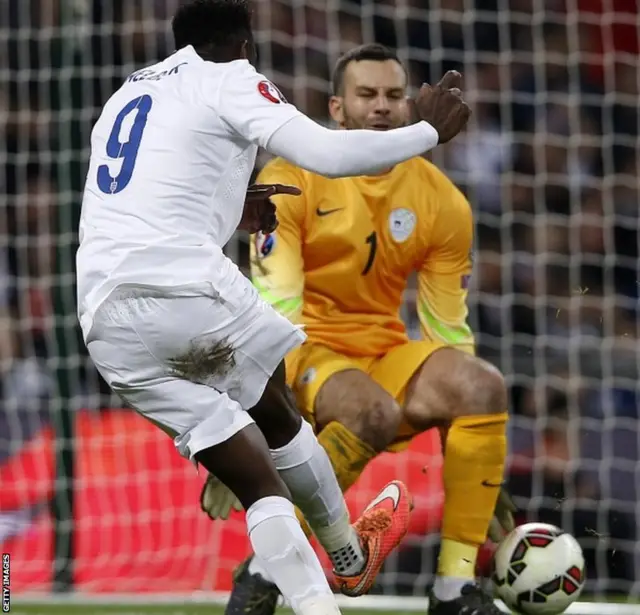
[492,523,586,615]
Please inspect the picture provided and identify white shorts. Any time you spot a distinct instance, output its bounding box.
[84,278,306,461]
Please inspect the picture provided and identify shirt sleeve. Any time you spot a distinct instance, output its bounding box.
[267,115,439,179]
[213,61,302,148]
[250,161,305,324]
[417,180,475,354]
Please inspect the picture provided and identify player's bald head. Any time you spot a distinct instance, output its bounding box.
[172,0,254,62]
[331,44,407,96]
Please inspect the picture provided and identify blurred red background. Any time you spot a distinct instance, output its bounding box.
[1,410,445,593]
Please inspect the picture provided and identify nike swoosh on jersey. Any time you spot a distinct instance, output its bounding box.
[364,481,401,512]
[316,207,343,216]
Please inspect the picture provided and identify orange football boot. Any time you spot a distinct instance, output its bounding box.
[335,480,413,597]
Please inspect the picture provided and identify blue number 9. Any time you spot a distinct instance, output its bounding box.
[97,94,153,194]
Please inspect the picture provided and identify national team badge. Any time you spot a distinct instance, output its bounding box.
[255,231,276,258]
[388,208,416,243]
[257,80,287,104]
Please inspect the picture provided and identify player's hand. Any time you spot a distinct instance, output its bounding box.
[239,183,302,234]
[488,486,517,543]
[414,70,471,144]
[200,473,243,520]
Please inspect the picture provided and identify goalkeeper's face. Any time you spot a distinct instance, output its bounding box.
[330,59,409,131]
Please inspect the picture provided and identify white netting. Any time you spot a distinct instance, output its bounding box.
[1,0,638,609]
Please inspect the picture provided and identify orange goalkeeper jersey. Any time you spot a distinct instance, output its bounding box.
[250,156,475,357]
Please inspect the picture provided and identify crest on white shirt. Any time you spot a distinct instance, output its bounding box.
[257,80,287,104]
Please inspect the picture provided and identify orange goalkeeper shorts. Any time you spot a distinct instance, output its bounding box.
[284,340,446,451]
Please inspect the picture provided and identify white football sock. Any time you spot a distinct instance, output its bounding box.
[270,420,365,576]
[432,575,472,601]
[246,496,341,615]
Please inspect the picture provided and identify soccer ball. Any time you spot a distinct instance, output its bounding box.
[492,523,585,615]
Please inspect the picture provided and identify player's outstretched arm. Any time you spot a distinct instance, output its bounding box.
[215,63,469,179]
[266,71,470,178]
[266,115,436,178]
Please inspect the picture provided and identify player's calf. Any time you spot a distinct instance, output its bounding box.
[401,348,510,607]
[249,362,367,577]
[248,362,413,592]
[194,427,340,615]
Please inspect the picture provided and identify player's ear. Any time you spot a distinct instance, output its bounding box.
[329,96,346,127]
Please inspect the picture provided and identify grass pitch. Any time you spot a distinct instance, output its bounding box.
[8,606,414,615]
[10,595,639,615]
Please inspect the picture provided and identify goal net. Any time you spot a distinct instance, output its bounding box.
[1,0,638,612]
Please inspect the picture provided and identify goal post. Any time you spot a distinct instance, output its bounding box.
[1,0,638,611]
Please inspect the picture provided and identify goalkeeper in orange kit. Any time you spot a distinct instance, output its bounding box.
[202,44,515,615]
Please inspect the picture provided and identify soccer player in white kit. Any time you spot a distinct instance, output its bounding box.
[76,1,471,614]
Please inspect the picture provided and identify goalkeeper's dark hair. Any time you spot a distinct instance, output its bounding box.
[172,0,253,61]
[331,44,407,96]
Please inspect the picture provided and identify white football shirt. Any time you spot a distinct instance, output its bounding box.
[77,45,301,337]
